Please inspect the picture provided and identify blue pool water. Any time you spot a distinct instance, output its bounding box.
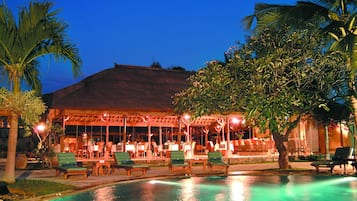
[52,175,357,201]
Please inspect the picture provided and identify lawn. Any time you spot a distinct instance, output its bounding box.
[0,179,75,200]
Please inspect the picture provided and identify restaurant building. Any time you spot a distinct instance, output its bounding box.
[39,64,352,159]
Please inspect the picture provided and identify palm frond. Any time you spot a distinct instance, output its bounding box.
[0,1,82,93]
[22,60,42,94]
[244,1,330,31]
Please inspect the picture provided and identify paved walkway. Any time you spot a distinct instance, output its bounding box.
[1,160,356,200]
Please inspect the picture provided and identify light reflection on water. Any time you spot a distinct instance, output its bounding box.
[51,175,357,201]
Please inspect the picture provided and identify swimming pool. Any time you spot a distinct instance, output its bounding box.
[52,175,357,201]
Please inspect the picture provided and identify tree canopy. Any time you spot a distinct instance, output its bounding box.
[174,22,348,169]
[0,1,81,184]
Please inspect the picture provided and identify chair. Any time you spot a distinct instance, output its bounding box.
[137,143,147,157]
[152,141,159,157]
[76,143,83,157]
[112,152,149,176]
[206,141,214,153]
[55,152,88,179]
[87,144,94,158]
[311,147,354,173]
[106,141,113,156]
[207,151,229,175]
[168,150,190,173]
[97,142,105,157]
[191,141,196,156]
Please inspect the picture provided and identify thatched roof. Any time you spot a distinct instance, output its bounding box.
[44,64,241,129]
[45,64,193,113]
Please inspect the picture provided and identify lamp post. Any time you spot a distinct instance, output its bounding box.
[142,115,152,158]
[202,126,209,151]
[100,113,110,145]
[34,123,48,152]
[217,118,226,142]
[182,114,191,144]
[228,117,245,157]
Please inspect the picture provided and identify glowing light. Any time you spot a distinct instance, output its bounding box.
[100,113,109,122]
[231,117,240,124]
[184,114,190,120]
[57,176,357,200]
[147,180,182,186]
[36,123,46,132]
[230,117,245,125]
[149,180,158,184]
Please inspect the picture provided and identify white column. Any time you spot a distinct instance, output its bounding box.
[226,117,232,157]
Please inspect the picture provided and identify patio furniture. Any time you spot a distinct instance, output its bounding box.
[87,143,94,158]
[311,146,354,174]
[207,151,229,175]
[106,141,113,156]
[189,158,207,170]
[112,152,149,176]
[92,160,111,176]
[125,144,136,158]
[168,150,190,173]
[55,152,88,179]
[97,141,105,157]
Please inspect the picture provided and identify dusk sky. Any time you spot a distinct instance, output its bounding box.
[5,0,297,93]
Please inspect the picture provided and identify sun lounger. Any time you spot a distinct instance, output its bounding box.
[55,152,88,179]
[168,150,190,173]
[311,146,354,173]
[113,152,149,176]
[207,151,229,175]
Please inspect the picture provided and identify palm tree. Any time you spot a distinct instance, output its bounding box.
[0,2,81,183]
[243,0,357,142]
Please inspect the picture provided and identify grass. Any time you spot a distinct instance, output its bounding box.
[1,179,75,199]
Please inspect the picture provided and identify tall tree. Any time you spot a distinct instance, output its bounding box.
[0,1,81,183]
[243,0,357,132]
[174,24,348,169]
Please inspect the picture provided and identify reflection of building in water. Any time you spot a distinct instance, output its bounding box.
[230,177,246,201]
[180,178,194,201]
[94,186,115,201]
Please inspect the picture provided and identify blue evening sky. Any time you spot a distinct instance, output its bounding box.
[5,0,296,93]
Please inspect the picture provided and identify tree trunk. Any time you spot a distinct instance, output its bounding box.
[324,124,330,160]
[1,112,19,183]
[1,75,21,184]
[351,96,357,133]
[272,132,290,169]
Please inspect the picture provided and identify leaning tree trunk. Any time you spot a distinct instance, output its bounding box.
[351,96,357,131]
[1,111,19,184]
[272,132,290,169]
[348,45,357,138]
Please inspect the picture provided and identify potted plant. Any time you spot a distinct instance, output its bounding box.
[15,153,28,169]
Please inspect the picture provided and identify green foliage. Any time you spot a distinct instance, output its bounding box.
[0,1,82,184]
[8,179,74,196]
[242,0,357,122]
[174,60,237,117]
[174,23,348,137]
[0,1,82,94]
[0,88,46,135]
[150,61,162,68]
[242,25,348,134]
[50,122,65,136]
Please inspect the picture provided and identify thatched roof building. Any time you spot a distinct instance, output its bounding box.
[44,64,218,129]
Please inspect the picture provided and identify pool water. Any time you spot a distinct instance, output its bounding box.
[52,175,357,201]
